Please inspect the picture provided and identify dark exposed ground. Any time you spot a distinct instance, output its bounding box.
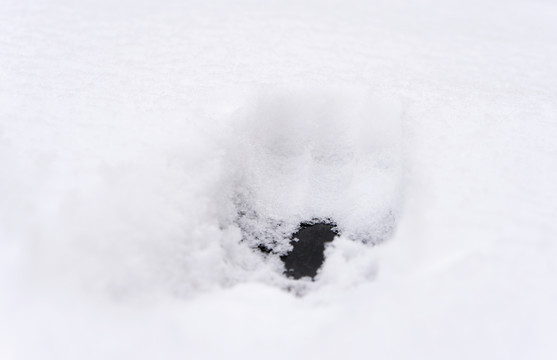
[281,222,338,279]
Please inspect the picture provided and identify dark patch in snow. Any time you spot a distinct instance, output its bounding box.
[281,221,338,280]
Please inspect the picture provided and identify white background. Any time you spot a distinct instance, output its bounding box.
[1,0,556,358]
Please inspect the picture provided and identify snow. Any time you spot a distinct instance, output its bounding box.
[1,0,557,358]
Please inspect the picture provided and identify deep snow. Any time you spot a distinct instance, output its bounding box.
[1,0,557,359]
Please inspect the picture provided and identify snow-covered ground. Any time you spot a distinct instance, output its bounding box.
[1,0,556,358]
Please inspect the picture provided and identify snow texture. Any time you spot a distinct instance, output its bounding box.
[1,0,557,359]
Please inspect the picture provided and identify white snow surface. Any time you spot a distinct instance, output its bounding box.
[1,0,557,358]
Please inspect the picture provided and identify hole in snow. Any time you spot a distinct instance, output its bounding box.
[281,221,338,280]
[223,86,404,285]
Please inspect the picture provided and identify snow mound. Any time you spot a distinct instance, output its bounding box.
[226,87,404,253]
